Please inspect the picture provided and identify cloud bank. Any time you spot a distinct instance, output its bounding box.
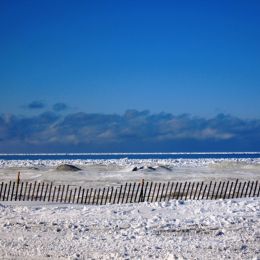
[0,110,260,152]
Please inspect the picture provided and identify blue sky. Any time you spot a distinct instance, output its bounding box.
[0,1,260,152]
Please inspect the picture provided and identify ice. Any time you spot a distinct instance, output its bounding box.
[0,158,259,187]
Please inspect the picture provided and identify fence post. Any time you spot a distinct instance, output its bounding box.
[15,180,20,201]
[189,182,195,200]
[125,184,131,203]
[16,172,20,185]
[36,182,41,201]
[227,182,233,199]
[56,185,61,202]
[211,182,217,200]
[197,182,204,200]
[60,185,65,203]
[202,184,207,199]
[6,181,12,201]
[240,182,247,198]
[253,181,258,197]
[27,183,32,201]
[84,189,89,204]
[87,188,93,204]
[96,188,101,205]
[19,182,24,201]
[77,186,82,204]
[219,182,226,199]
[206,181,212,200]
[72,188,77,204]
[185,182,191,200]
[245,181,250,197]
[134,183,141,203]
[109,187,114,204]
[23,182,28,201]
[112,188,118,204]
[232,179,239,198]
[223,181,230,199]
[11,181,16,201]
[159,183,166,202]
[215,181,222,199]
[3,183,7,201]
[164,182,170,201]
[31,181,36,201]
[193,182,199,200]
[154,183,161,202]
[100,187,106,205]
[173,182,179,200]
[80,189,85,204]
[248,181,254,197]
[117,185,123,204]
[167,182,174,201]
[121,183,128,204]
[142,181,149,202]
[104,187,109,204]
[48,183,53,202]
[139,179,144,202]
[43,183,49,202]
[236,182,242,198]
[68,189,73,203]
[177,182,182,200]
[64,185,69,203]
[181,182,187,200]
[130,183,136,203]
[0,182,4,200]
[52,186,57,202]
[39,182,45,201]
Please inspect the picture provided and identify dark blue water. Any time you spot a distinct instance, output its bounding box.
[0,153,260,160]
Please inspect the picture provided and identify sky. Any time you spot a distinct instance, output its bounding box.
[0,0,260,152]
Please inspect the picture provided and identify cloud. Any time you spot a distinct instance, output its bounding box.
[24,101,46,110]
[53,103,68,112]
[0,110,260,152]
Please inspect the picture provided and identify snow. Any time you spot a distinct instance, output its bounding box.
[0,198,259,259]
[1,158,260,188]
[0,158,259,259]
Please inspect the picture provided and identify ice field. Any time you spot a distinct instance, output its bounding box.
[0,157,260,188]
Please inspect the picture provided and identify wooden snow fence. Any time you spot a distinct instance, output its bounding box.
[0,179,259,205]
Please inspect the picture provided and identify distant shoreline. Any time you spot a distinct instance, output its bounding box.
[1,152,260,156]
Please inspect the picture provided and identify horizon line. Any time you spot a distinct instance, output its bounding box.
[1,152,260,156]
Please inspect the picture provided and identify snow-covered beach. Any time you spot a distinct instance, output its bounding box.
[1,157,260,187]
[0,156,259,259]
[0,198,259,259]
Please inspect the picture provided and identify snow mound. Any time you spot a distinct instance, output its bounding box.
[56,164,81,171]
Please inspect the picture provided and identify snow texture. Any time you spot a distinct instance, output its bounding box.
[0,198,259,259]
[0,158,259,259]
